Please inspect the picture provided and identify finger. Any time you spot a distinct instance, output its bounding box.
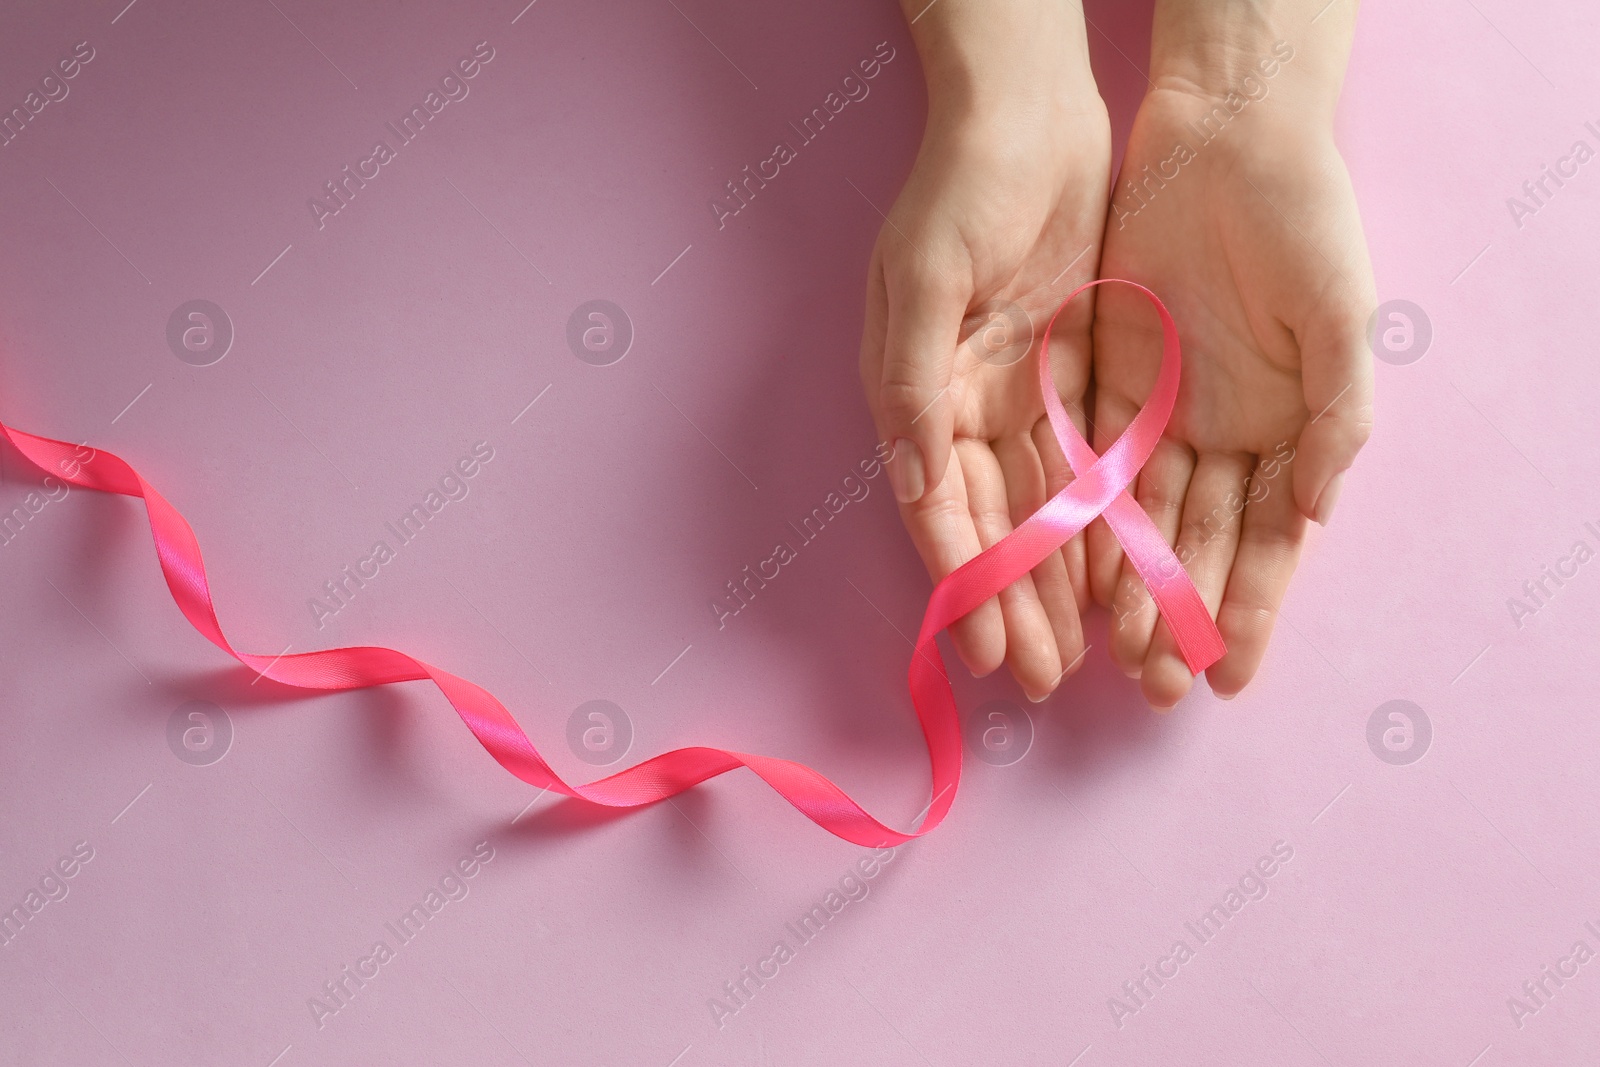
[1107,437,1196,678]
[897,451,1006,677]
[996,431,1085,696]
[872,248,969,505]
[1292,303,1374,526]
[959,438,1062,701]
[1034,286,1095,614]
[1140,452,1254,709]
[1032,413,1090,615]
[1085,389,1140,608]
[1206,460,1311,697]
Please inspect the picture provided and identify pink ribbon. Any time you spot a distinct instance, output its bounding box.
[0,279,1221,846]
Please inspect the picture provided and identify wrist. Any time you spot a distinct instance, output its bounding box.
[902,0,1101,131]
[1148,0,1356,126]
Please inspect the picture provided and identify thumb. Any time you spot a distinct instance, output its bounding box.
[874,259,968,503]
[1292,303,1375,525]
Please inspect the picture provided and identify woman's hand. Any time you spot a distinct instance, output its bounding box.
[1089,1,1376,707]
[861,0,1111,701]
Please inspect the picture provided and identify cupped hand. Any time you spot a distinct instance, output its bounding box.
[859,91,1112,702]
[1089,83,1376,708]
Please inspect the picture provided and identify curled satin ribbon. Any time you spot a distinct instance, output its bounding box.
[0,279,1222,846]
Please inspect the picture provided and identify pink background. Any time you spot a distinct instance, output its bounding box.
[1,0,1597,1064]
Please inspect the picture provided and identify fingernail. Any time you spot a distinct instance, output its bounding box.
[1027,690,1051,704]
[887,438,926,503]
[1314,471,1347,526]
[1216,690,1236,701]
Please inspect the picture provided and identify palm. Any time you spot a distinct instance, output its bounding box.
[941,149,1104,449]
[1087,87,1375,706]
[861,103,1112,699]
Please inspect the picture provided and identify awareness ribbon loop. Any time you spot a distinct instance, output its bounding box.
[0,279,1221,846]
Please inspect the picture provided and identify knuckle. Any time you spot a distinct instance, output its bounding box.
[915,495,969,532]
[877,378,937,427]
[1144,666,1192,708]
[1135,483,1184,523]
[968,495,1011,532]
[1221,597,1277,637]
[1015,637,1060,675]
[883,246,956,296]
